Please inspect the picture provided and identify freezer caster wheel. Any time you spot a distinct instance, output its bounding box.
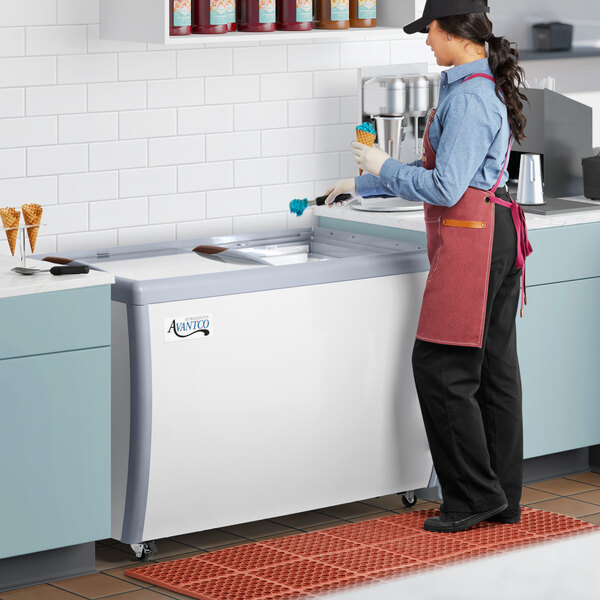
[131,541,157,561]
[399,491,417,507]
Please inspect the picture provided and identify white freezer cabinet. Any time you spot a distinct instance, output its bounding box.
[71,227,433,555]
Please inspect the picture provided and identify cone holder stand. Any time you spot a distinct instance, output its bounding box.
[2,223,43,268]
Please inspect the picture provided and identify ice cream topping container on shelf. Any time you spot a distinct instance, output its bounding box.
[276,0,313,30]
[170,0,192,34]
[331,0,349,21]
[351,0,377,20]
[315,0,349,28]
[238,0,275,30]
[192,0,228,33]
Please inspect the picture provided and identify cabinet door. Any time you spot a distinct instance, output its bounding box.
[0,347,110,559]
[0,286,110,361]
[517,277,600,459]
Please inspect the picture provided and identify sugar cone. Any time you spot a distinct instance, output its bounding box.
[22,203,43,253]
[356,129,376,175]
[0,207,21,256]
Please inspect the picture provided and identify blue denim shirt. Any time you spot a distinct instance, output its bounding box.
[355,58,511,207]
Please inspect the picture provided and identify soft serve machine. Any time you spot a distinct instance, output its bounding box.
[354,64,441,211]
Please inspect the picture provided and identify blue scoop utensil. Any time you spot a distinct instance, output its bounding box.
[289,193,352,217]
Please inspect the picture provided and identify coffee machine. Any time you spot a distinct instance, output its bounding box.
[361,65,441,165]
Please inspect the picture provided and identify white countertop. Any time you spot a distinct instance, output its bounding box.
[315,196,600,232]
[0,256,114,300]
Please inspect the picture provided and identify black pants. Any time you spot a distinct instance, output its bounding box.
[412,188,523,516]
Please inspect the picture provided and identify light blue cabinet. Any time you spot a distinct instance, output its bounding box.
[319,216,600,460]
[518,278,600,458]
[0,286,111,560]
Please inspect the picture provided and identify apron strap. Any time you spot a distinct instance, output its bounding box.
[491,135,513,194]
[463,73,495,83]
[488,194,533,317]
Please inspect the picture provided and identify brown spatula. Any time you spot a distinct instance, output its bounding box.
[192,245,271,265]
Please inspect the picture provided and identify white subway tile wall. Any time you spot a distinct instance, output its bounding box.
[235,157,287,187]
[89,139,147,171]
[59,171,118,204]
[57,54,116,84]
[0,28,25,58]
[206,131,260,162]
[178,105,233,134]
[119,166,177,199]
[0,148,26,179]
[149,134,206,166]
[26,84,87,116]
[0,89,25,118]
[59,112,118,143]
[27,143,87,176]
[0,116,56,149]
[26,25,87,56]
[206,187,261,219]
[0,4,435,256]
[0,56,56,87]
[0,176,57,206]
[147,78,205,108]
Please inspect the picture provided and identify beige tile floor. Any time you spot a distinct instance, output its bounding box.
[2,472,600,600]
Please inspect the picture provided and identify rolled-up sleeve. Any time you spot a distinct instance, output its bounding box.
[356,92,501,207]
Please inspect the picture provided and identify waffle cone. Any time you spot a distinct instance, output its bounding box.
[356,130,377,175]
[0,207,21,256]
[356,130,376,147]
[22,203,43,253]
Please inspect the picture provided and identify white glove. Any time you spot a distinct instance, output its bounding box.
[324,178,357,206]
[352,141,391,177]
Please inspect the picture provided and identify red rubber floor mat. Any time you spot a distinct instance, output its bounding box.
[125,507,597,599]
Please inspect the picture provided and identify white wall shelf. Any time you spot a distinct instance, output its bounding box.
[100,0,425,46]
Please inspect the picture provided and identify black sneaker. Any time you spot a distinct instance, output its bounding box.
[424,502,509,533]
[486,508,521,524]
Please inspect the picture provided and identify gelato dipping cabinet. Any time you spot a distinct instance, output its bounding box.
[70,227,433,557]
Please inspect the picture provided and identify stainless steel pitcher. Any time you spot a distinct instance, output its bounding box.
[374,116,406,161]
[517,154,545,205]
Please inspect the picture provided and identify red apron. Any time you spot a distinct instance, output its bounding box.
[416,73,532,348]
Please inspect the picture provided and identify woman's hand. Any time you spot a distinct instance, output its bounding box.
[352,141,391,176]
[325,179,357,205]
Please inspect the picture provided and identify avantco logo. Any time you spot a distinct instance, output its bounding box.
[164,314,211,342]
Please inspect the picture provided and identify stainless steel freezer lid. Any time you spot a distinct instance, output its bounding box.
[63,227,428,306]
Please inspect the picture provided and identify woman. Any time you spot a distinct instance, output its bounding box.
[326,0,531,533]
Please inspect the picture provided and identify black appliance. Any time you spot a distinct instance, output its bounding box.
[582,156,600,200]
[532,22,573,52]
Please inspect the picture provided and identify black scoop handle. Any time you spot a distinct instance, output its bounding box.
[50,265,89,276]
[315,193,352,206]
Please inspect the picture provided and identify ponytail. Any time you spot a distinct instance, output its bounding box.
[437,12,528,144]
[486,33,528,144]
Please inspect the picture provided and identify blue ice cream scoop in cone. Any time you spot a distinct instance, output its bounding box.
[289,193,352,217]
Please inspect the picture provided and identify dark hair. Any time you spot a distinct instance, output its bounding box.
[436,12,528,143]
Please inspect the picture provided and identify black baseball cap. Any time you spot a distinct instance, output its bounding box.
[404,0,490,34]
